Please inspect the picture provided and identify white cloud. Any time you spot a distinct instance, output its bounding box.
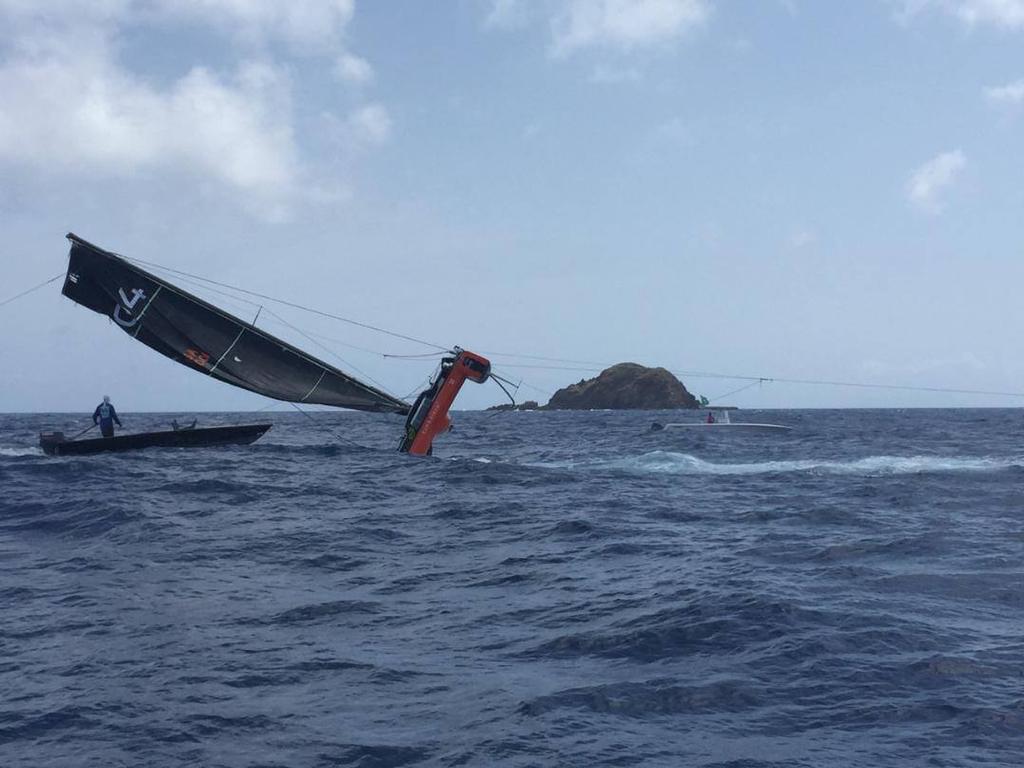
[906,150,966,213]
[0,35,297,200]
[348,103,392,145]
[551,0,710,55]
[897,0,1024,29]
[155,0,357,51]
[788,228,816,249]
[0,0,358,51]
[951,0,1024,27]
[0,0,385,218]
[486,0,532,29]
[334,53,373,84]
[985,78,1024,104]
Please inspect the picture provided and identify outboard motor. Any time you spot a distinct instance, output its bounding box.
[399,348,491,456]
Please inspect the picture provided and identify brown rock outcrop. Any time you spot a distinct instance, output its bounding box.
[546,363,698,410]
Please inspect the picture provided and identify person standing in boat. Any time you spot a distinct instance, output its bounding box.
[93,396,122,438]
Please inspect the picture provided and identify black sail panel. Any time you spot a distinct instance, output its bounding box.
[61,233,410,414]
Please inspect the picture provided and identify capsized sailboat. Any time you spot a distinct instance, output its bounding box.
[50,234,490,456]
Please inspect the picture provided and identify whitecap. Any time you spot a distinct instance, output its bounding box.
[558,450,1024,477]
[0,447,43,457]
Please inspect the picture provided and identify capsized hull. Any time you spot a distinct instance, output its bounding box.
[39,424,272,456]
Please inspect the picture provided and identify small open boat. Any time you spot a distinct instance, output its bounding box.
[39,423,272,456]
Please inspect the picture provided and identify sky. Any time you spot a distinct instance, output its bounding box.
[1,0,1023,413]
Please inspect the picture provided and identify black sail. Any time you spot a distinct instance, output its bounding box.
[61,233,410,414]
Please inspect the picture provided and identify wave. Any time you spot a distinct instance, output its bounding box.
[0,447,43,457]
[537,451,1024,477]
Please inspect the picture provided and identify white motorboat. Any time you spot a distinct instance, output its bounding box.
[650,410,792,434]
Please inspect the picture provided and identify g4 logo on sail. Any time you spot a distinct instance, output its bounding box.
[113,288,146,328]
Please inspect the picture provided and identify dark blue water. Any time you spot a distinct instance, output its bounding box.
[2,409,1023,767]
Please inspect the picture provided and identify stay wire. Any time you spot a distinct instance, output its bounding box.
[141,260,445,363]
[490,361,1024,400]
[288,402,374,451]
[261,307,403,402]
[42,249,1024,402]
[121,254,449,352]
[0,273,63,308]
[708,379,766,403]
[490,373,519,407]
[135,260,407,403]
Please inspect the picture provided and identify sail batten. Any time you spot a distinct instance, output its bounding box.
[62,233,410,415]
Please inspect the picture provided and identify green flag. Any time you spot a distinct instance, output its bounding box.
[699,395,709,407]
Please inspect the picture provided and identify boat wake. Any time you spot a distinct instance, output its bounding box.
[0,446,43,458]
[537,451,1024,476]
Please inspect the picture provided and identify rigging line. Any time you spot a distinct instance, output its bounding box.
[495,361,1024,400]
[121,254,449,351]
[490,362,605,373]
[261,307,404,403]
[399,377,432,401]
[0,273,63,309]
[137,264,406,402]
[128,261,406,407]
[483,350,613,367]
[741,377,1024,399]
[669,370,1024,398]
[154,268,395,360]
[708,379,765,403]
[288,402,372,451]
[383,351,452,359]
[293,328,436,359]
[491,371,554,399]
[490,371,521,391]
[490,374,518,408]
[147,268,265,314]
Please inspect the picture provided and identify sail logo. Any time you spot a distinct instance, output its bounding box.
[184,348,210,368]
[113,288,147,328]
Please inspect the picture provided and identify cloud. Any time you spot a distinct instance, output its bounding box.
[0,34,297,200]
[0,0,358,50]
[551,0,710,55]
[950,0,1024,28]
[484,0,710,56]
[897,0,1024,29]
[0,0,384,218]
[788,228,816,249]
[348,103,393,145]
[906,150,966,213]
[334,53,373,84]
[485,0,532,29]
[984,78,1024,104]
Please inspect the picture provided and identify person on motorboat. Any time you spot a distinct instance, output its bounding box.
[706,411,716,424]
[93,395,122,438]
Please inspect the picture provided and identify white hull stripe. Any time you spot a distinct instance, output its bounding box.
[301,370,327,402]
[210,328,246,375]
[130,286,163,338]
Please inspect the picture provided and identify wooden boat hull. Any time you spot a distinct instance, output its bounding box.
[39,424,272,456]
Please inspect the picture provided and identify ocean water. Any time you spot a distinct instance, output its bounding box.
[1,408,1023,767]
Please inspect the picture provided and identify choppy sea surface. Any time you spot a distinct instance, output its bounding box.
[2,408,1023,767]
